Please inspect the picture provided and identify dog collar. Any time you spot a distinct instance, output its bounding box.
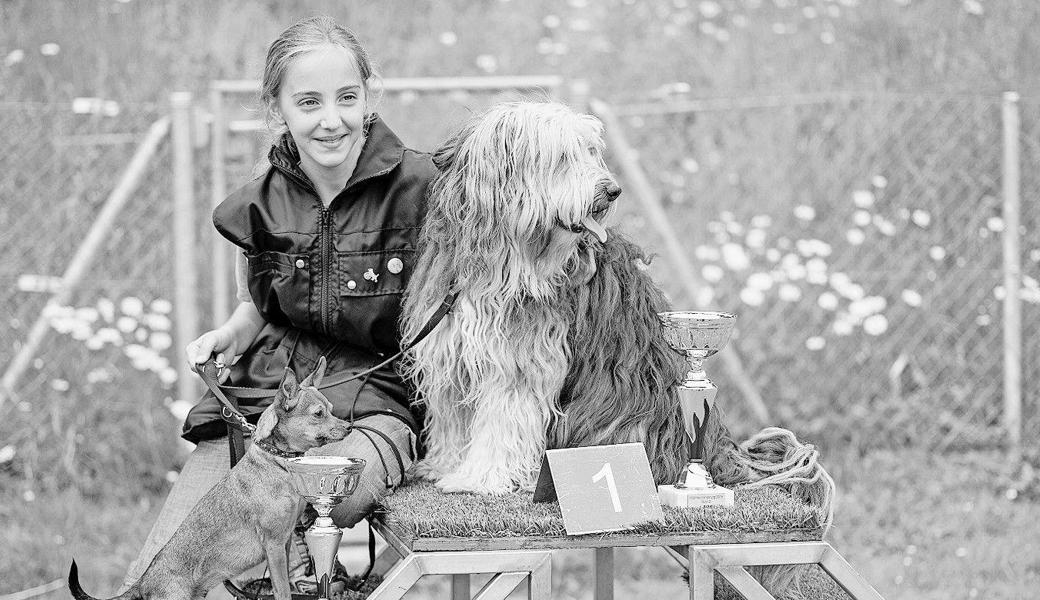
[253,437,305,459]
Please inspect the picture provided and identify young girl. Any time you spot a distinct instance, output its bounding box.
[124,16,437,595]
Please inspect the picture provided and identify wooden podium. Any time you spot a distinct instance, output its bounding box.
[362,483,883,600]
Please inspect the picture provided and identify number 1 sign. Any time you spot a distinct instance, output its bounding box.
[533,443,664,535]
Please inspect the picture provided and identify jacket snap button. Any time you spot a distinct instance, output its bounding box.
[387,257,404,274]
[295,259,305,268]
[347,280,357,290]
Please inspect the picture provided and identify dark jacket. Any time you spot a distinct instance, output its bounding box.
[181,115,437,443]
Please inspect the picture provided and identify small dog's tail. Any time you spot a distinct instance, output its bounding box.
[69,560,139,600]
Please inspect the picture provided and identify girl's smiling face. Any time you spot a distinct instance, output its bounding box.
[275,44,367,184]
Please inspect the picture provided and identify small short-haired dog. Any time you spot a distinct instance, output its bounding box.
[70,357,349,600]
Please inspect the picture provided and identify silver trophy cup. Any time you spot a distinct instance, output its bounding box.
[657,311,737,507]
[286,456,366,600]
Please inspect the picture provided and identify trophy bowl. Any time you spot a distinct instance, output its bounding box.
[286,455,366,501]
[658,311,736,383]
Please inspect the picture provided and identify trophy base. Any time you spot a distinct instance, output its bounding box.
[658,484,734,508]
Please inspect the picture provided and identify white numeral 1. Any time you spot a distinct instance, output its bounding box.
[592,462,622,513]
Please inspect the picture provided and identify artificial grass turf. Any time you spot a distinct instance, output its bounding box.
[379,482,825,540]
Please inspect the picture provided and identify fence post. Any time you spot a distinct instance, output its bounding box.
[1001,91,1022,467]
[209,84,231,326]
[171,92,200,408]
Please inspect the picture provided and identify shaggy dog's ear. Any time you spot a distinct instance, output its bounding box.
[434,120,476,171]
[253,402,278,441]
[432,135,459,171]
[278,367,300,411]
[300,356,327,389]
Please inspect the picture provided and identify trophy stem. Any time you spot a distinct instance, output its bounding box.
[305,499,344,600]
[684,354,707,386]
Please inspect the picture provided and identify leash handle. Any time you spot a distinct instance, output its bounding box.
[196,359,257,434]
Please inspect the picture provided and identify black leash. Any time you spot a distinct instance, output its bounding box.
[197,291,457,441]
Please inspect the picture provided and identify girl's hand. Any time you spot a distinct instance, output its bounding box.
[186,328,238,382]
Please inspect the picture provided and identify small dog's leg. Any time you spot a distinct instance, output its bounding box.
[264,539,293,600]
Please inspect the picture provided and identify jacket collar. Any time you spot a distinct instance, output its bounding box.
[267,113,405,196]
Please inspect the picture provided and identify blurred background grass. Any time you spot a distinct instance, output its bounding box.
[2,1,1039,598]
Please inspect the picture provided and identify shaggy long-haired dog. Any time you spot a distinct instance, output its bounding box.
[401,102,834,596]
[401,102,699,494]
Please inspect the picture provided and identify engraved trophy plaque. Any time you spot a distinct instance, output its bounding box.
[286,456,366,600]
[657,311,736,508]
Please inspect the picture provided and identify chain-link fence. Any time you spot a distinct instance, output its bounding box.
[3,88,1035,496]
[607,93,1039,452]
[0,101,184,494]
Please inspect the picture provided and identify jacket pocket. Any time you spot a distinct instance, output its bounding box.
[335,248,415,297]
[245,251,310,327]
[330,248,416,352]
[247,251,297,277]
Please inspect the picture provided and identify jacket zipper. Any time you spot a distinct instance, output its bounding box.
[320,207,332,334]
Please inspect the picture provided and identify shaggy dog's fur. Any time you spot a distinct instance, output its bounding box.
[401,102,714,494]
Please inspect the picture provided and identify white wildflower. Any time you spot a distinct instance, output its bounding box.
[695,245,721,262]
[846,229,865,245]
[5,49,25,67]
[911,209,931,228]
[832,319,854,336]
[901,289,923,307]
[746,229,767,249]
[863,314,889,336]
[805,336,826,351]
[702,264,725,283]
[120,296,144,316]
[746,272,774,291]
[817,292,839,311]
[721,243,750,271]
[778,283,802,302]
[149,332,173,351]
[793,205,816,221]
[739,287,765,306]
[853,189,875,208]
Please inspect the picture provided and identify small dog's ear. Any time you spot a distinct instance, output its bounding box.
[311,356,327,388]
[300,356,327,389]
[253,403,278,440]
[279,367,300,411]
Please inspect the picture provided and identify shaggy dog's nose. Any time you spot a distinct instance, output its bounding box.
[606,182,622,201]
